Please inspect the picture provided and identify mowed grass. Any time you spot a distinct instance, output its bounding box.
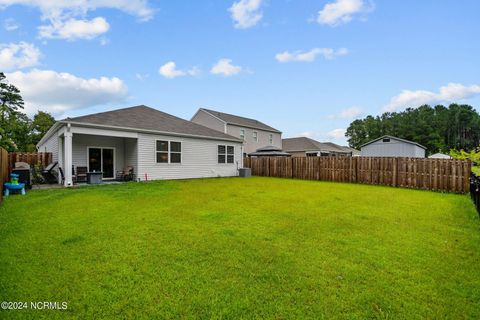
[1,177,480,319]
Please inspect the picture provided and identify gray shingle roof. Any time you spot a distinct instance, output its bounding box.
[64,105,242,142]
[200,108,281,133]
[282,137,351,154]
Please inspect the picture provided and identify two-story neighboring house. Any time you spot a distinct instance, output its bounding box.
[191,108,282,155]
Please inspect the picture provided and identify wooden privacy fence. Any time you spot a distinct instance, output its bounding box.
[8,152,52,170]
[0,148,9,203]
[244,157,472,193]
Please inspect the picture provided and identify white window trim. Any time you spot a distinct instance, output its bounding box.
[155,139,182,164]
[217,144,235,164]
[269,133,273,145]
[86,146,116,180]
[240,129,245,141]
[253,131,258,142]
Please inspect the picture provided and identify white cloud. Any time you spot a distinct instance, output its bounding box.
[229,0,263,29]
[0,42,41,71]
[38,17,109,40]
[158,61,200,79]
[0,0,154,40]
[384,83,480,112]
[326,128,346,139]
[5,69,128,116]
[328,106,363,119]
[299,131,316,139]
[4,18,19,31]
[275,47,348,63]
[317,0,373,26]
[210,59,242,76]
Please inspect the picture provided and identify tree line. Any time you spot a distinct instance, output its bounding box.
[346,104,480,154]
[0,72,55,152]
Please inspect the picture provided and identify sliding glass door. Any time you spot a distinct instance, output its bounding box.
[88,147,115,179]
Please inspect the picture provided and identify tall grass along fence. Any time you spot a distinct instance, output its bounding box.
[8,152,52,170]
[0,148,9,203]
[244,157,471,193]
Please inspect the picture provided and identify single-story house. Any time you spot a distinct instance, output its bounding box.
[282,137,354,157]
[360,135,426,158]
[37,105,244,186]
[428,153,452,159]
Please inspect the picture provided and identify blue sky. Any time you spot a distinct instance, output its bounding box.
[1,0,479,144]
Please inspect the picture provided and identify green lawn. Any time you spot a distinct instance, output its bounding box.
[1,177,480,319]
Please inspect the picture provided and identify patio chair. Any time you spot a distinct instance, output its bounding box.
[116,166,135,181]
[76,166,88,183]
[41,162,58,184]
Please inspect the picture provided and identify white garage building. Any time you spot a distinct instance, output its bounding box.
[360,135,426,158]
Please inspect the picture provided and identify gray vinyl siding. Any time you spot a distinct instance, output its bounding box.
[71,134,125,172]
[137,132,242,180]
[226,124,282,154]
[191,110,226,133]
[37,129,59,163]
[361,139,425,158]
[124,138,138,175]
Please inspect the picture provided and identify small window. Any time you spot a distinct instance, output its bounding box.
[240,129,245,141]
[170,141,181,163]
[382,138,391,143]
[253,131,258,142]
[218,145,234,164]
[156,140,181,163]
[269,134,273,145]
[156,140,169,163]
[227,146,234,163]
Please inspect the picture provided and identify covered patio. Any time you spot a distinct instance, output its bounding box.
[57,124,138,186]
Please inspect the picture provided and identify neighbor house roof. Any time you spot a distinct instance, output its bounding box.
[340,146,361,155]
[248,145,291,157]
[282,137,351,154]
[428,153,452,159]
[38,105,242,147]
[196,108,281,133]
[360,135,427,150]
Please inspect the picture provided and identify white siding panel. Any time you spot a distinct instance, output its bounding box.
[226,124,282,154]
[191,110,226,133]
[38,129,59,163]
[137,133,242,180]
[124,138,138,175]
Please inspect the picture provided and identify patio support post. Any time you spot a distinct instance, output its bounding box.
[64,125,73,187]
[58,136,64,185]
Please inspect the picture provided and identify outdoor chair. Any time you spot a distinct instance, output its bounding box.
[41,162,58,184]
[76,166,88,183]
[116,166,135,181]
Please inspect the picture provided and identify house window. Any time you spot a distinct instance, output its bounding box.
[240,129,245,141]
[156,140,168,163]
[156,140,182,163]
[218,145,235,164]
[269,134,273,145]
[382,138,390,143]
[253,131,258,142]
[170,141,182,163]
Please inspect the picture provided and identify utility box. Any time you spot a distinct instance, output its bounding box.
[238,168,251,178]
